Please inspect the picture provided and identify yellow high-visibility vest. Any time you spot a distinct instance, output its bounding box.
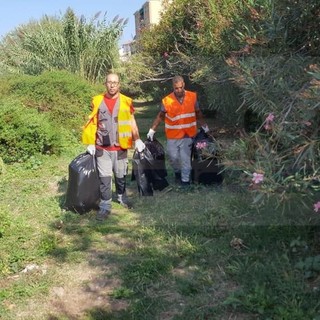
[82,93,133,149]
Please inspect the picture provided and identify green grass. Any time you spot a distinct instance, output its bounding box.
[0,103,320,319]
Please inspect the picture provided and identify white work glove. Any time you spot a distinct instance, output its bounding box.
[147,128,156,141]
[135,139,145,152]
[202,124,209,133]
[86,144,96,156]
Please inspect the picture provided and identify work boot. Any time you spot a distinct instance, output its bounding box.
[180,180,192,191]
[96,208,110,221]
[96,199,111,221]
[181,180,190,187]
[117,194,133,209]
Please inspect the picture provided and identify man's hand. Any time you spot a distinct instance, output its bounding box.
[135,139,145,152]
[86,144,96,155]
[147,128,156,141]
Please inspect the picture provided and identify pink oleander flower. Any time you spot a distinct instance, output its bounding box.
[266,113,274,123]
[264,123,272,130]
[313,201,320,212]
[303,121,312,126]
[252,172,264,184]
[163,52,169,59]
[196,141,207,149]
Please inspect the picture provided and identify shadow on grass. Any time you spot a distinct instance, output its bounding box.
[49,188,320,318]
[47,154,320,319]
[85,307,130,320]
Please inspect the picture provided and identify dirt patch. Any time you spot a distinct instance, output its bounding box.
[13,253,128,319]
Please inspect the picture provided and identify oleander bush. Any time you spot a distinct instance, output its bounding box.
[221,55,320,206]
[135,0,320,209]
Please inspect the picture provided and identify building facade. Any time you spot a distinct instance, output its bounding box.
[120,0,170,59]
[134,0,166,39]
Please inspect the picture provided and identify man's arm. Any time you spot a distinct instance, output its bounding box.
[151,111,165,131]
[147,110,165,141]
[131,114,146,152]
[131,114,141,141]
[195,105,209,132]
[195,108,206,127]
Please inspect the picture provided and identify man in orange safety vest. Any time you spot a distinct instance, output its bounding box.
[147,75,209,186]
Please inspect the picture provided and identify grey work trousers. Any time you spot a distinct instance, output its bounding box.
[166,137,193,183]
[96,149,128,211]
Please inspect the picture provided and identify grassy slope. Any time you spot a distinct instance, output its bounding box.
[0,102,320,320]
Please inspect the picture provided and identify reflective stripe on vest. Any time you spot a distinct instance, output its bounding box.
[165,121,197,129]
[165,112,196,122]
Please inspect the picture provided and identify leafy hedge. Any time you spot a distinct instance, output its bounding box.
[0,100,63,163]
[0,71,102,134]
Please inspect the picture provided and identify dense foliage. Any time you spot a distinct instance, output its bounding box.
[274,0,320,56]
[0,71,102,131]
[0,71,103,163]
[135,0,320,208]
[0,101,63,163]
[225,56,320,205]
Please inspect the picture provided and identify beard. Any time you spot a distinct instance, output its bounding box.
[175,90,185,98]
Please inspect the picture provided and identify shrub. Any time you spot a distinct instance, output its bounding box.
[223,55,320,207]
[0,71,103,134]
[0,100,64,163]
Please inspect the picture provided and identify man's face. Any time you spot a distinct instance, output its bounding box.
[173,81,185,98]
[105,74,120,97]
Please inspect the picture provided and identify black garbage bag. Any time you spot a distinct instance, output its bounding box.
[191,129,224,185]
[132,139,169,195]
[192,157,224,185]
[144,139,169,191]
[132,149,154,196]
[64,153,100,213]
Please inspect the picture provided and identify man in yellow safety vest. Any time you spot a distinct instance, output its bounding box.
[82,73,145,221]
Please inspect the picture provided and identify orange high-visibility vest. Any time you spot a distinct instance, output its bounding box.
[163,91,197,139]
[82,93,133,149]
